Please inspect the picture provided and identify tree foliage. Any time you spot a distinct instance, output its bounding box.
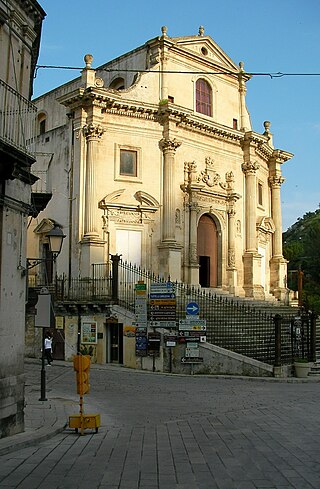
[283,208,320,313]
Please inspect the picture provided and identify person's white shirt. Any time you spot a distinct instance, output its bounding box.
[44,337,52,350]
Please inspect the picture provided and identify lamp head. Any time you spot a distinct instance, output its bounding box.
[46,226,66,257]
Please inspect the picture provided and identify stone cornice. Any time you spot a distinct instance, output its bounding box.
[270,149,294,164]
[158,105,244,143]
[58,90,289,155]
[99,201,158,214]
[255,141,274,161]
[242,132,293,164]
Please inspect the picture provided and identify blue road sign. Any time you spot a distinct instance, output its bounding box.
[186,302,199,315]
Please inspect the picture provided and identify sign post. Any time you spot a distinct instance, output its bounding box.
[34,287,51,402]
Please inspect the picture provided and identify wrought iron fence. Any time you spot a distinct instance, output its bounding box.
[29,258,315,366]
[54,276,112,302]
[114,260,303,366]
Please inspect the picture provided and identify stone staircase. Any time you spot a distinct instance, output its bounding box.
[309,361,320,377]
[175,285,320,370]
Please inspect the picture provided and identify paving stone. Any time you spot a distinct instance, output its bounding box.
[3,361,320,489]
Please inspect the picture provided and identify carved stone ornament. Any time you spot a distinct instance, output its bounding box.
[159,138,182,152]
[228,249,236,268]
[175,209,181,225]
[256,216,275,243]
[189,201,200,212]
[197,157,221,187]
[83,123,105,139]
[94,77,104,88]
[268,175,285,188]
[107,209,142,224]
[241,161,260,175]
[197,194,226,207]
[183,161,198,187]
[189,243,198,264]
[220,171,235,192]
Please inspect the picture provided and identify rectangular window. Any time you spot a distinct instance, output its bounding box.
[233,118,238,129]
[258,182,263,206]
[120,150,137,176]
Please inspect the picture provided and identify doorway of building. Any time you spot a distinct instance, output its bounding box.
[107,322,123,364]
[197,214,218,287]
[52,328,65,360]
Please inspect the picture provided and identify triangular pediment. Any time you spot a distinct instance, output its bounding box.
[172,35,239,72]
[34,218,55,235]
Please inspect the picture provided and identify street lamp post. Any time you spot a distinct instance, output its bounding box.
[27,225,66,401]
[27,225,66,270]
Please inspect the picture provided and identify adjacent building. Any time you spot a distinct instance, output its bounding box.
[0,0,46,437]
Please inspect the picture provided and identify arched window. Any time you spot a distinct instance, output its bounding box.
[109,77,125,90]
[195,79,212,116]
[37,112,46,135]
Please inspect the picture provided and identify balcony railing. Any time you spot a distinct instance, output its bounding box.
[0,78,37,156]
[31,170,49,193]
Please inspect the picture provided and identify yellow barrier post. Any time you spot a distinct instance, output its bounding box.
[69,355,100,435]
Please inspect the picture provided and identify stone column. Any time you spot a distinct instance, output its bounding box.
[158,137,182,281]
[242,161,259,252]
[83,123,104,239]
[159,138,181,242]
[269,174,287,301]
[269,175,285,258]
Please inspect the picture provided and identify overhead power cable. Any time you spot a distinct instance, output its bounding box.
[34,64,320,79]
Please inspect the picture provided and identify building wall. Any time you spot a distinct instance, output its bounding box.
[0,0,45,438]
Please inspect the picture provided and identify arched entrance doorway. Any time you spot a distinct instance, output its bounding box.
[197,214,218,287]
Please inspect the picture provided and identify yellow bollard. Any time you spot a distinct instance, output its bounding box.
[68,355,101,435]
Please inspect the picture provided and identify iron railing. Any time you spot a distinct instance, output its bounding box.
[0,78,37,155]
[31,170,49,193]
[54,275,113,302]
[29,258,316,366]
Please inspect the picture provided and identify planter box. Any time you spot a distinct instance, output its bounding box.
[294,362,311,378]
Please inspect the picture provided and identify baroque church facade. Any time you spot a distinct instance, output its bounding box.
[30,26,292,302]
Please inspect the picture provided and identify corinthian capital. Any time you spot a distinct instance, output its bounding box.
[189,201,200,212]
[241,161,259,175]
[83,123,105,140]
[269,175,285,188]
[159,138,182,153]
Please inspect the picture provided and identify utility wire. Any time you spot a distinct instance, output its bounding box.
[34,65,320,79]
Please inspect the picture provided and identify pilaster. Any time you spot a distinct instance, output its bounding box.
[227,207,238,293]
[188,200,200,285]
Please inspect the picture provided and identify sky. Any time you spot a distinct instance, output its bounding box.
[33,0,320,231]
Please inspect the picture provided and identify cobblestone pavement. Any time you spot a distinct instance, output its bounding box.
[1,361,320,489]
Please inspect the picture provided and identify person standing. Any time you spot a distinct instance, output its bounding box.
[44,332,53,366]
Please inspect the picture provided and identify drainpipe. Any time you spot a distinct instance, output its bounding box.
[68,114,74,283]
